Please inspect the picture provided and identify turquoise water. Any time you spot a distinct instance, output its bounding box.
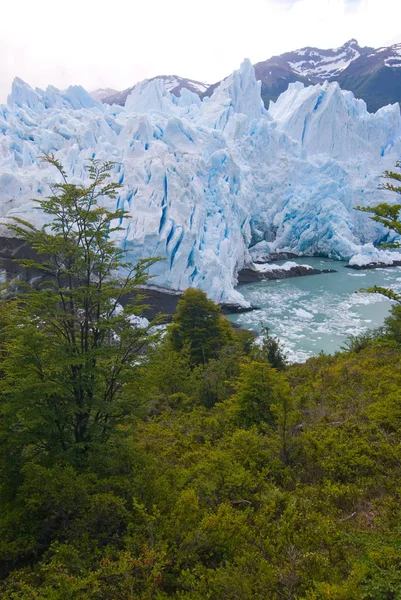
[228,257,401,362]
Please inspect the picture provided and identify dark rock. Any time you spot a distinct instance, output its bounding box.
[346,261,401,270]
[220,303,260,314]
[237,265,336,284]
[122,287,181,322]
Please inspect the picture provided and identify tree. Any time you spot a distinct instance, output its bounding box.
[168,288,234,366]
[235,361,281,427]
[341,327,384,353]
[258,326,287,370]
[356,162,401,303]
[0,155,158,464]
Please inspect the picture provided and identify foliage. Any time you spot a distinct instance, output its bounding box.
[253,325,287,369]
[384,304,401,345]
[341,326,384,353]
[168,288,234,365]
[2,329,401,597]
[234,360,282,426]
[0,155,159,466]
[356,162,401,246]
[356,162,401,303]
[2,339,401,597]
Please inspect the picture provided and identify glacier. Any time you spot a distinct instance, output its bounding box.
[1,59,401,307]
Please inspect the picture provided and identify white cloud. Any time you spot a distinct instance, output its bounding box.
[0,0,400,102]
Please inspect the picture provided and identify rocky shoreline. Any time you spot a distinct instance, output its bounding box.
[0,237,338,319]
[138,259,339,317]
[346,261,401,270]
[237,264,336,284]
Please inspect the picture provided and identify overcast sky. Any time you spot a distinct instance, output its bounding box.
[1,0,400,102]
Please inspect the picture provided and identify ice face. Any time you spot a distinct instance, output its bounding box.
[1,64,401,307]
[197,59,267,130]
[269,81,401,160]
[125,79,174,114]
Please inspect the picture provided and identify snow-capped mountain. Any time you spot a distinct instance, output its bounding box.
[335,42,401,112]
[1,61,401,307]
[204,39,401,112]
[91,87,119,101]
[271,39,372,83]
[91,40,400,113]
[100,76,208,106]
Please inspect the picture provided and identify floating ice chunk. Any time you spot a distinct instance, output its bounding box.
[254,261,312,273]
[293,308,314,320]
[129,314,150,328]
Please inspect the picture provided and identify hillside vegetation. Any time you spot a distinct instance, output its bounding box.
[1,159,401,599]
[1,308,401,599]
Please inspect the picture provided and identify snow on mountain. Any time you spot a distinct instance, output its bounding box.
[1,62,401,307]
[284,39,367,82]
[333,41,401,112]
[91,88,119,101]
[369,43,401,69]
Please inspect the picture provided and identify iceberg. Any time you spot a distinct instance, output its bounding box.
[1,61,401,306]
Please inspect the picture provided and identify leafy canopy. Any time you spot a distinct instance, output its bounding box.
[356,162,401,303]
[168,288,234,366]
[0,155,159,464]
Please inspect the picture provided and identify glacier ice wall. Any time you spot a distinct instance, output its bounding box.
[1,61,401,306]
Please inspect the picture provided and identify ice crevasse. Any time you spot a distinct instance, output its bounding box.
[1,59,401,307]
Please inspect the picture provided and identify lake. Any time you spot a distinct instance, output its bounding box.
[228,257,401,362]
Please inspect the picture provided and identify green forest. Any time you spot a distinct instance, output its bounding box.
[1,158,401,599]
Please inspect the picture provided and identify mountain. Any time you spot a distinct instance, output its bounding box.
[335,42,401,112]
[100,76,208,106]
[203,39,401,112]
[91,40,401,113]
[251,39,374,107]
[1,64,401,307]
[267,39,372,83]
[90,87,119,101]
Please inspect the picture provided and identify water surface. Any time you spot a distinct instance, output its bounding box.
[228,258,401,362]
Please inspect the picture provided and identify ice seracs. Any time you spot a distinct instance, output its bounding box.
[269,81,401,160]
[1,63,401,307]
[8,78,102,111]
[125,79,174,114]
[198,59,267,130]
